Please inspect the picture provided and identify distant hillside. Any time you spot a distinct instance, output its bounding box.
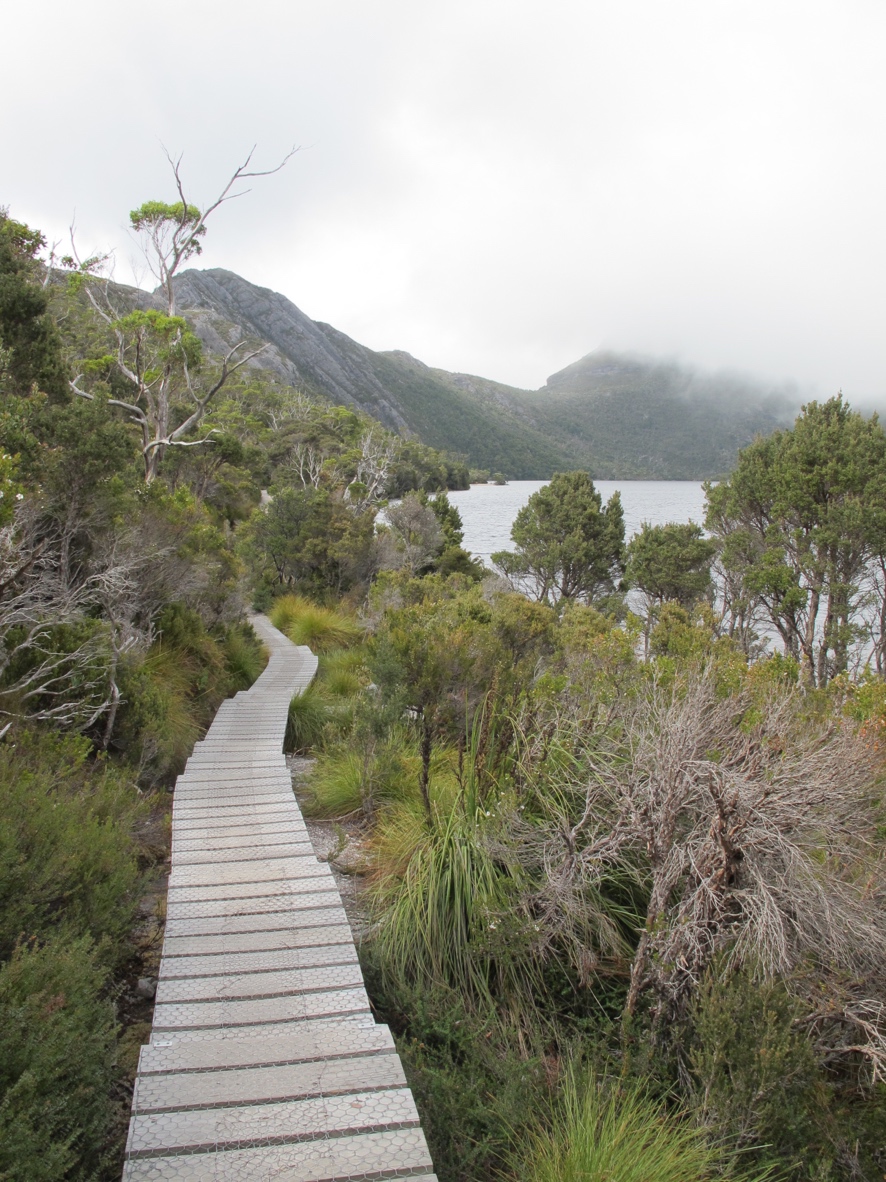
[514,352,797,479]
[172,269,798,479]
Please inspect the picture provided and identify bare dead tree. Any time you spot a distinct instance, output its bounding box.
[285,442,328,490]
[139,144,300,317]
[346,427,399,509]
[68,273,268,482]
[508,672,886,1080]
[377,495,442,576]
[263,393,308,431]
[0,514,112,729]
[86,539,160,749]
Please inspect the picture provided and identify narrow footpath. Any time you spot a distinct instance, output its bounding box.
[122,615,437,1181]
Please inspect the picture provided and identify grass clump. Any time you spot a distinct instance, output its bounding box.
[269,594,363,652]
[284,683,342,754]
[371,782,524,1007]
[304,728,425,818]
[221,622,268,690]
[318,647,370,697]
[302,749,368,816]
[521,1070,776,1182]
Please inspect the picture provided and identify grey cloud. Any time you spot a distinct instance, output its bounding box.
[3,0,884,404]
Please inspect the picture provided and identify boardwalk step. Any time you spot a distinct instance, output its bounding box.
[123,1131,436,1180]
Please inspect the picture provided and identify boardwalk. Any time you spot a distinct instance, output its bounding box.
[123,615,437,1181]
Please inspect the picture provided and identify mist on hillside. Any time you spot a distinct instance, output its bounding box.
[540,350,804,421]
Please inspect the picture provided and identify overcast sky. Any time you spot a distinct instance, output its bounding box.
[3,1,885,403]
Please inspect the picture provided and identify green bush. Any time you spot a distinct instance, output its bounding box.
[112,606,259,785]
[365,968,548,1182]
[0,937,119,1182]
[0,730,143,961]
[688,967,833,1178]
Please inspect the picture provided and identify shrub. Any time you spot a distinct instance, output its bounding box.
[365,968,548,1182]
[0,730,143,961]
[688,966,832,1178]
[112,606,254,785]
[0,937,119,1182]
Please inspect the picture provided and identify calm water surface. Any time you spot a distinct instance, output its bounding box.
[448,480,708,567]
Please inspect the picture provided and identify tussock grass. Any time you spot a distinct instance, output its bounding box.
[522,1071,777,1182]
[269,594,363,652]
[318,645,371,697]
[302,750,368,816]
[370,775,522,1005]
[222,626,267,690]
[303,728,430,818]
[284,684,347,754]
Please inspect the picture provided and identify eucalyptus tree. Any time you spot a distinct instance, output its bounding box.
[68,147,298,482]
[705,396,886,684]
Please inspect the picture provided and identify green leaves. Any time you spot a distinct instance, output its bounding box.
[494,471,626,605]
[129,199,206,257]
[113,308,203,371]
[626,522,715,609]
[706,395,886,683]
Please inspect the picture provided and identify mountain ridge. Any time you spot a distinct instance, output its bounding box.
[172,268,799,479]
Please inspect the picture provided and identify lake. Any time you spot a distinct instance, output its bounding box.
[447,480,708,567]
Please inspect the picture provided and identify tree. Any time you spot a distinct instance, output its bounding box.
[625,522,716,657]
[378,494,443,576]
[0,212,69,402]
[706,396,886,684]
[68,146,298,482]
[493,471,625,606]
[244,486,376,597]
[128,145,299,319]
[370,583,502,820]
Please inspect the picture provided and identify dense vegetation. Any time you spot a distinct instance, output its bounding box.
[3,180,886,1181]
[277,422,886,1180]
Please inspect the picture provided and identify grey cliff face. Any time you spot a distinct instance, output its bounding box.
[172,270,409,431]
